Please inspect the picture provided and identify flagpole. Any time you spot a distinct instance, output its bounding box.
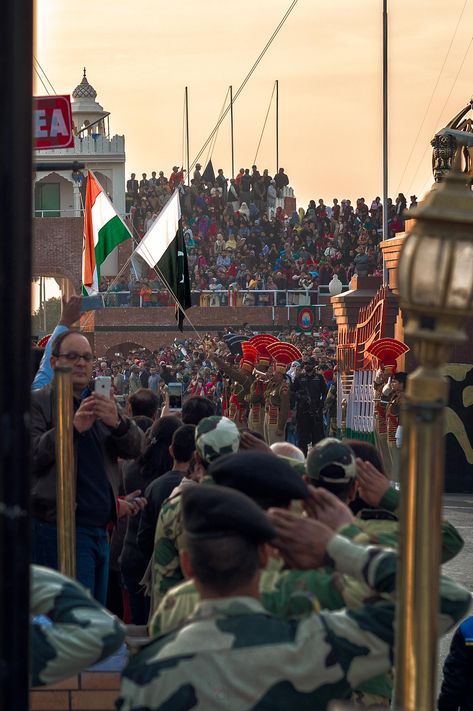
[185,87,190,187]
[102,194,202,339]
[230,85,235,178]
[276,79,279,173]
[382,0,389,284]
[79,179,200,337]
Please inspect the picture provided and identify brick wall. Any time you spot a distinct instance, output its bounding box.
[33,216,335,355]
[33,217,83,292]
[81,302,335,356]
[30,671,120,711]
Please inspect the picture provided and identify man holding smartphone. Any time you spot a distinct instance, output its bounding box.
[31,331,144,604]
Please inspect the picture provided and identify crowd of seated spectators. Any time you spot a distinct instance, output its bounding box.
[100,166,416,304]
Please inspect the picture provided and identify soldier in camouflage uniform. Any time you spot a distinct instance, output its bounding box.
[306,437,464,706]
[31,565,125,687]
[118,484,471,711]
[150,450,310,636]
[151,416,240,610]
[150,441,463,707]
[212,344,257,429]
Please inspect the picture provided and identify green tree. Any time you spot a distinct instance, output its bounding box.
[32,296,61,337]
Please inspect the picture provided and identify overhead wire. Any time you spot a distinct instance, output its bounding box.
[189,0,299,174]
[395,0,470,195]
[407,34,473,196]
[33,56,57,94]
[253,81,276,166]
[33,65,50,95]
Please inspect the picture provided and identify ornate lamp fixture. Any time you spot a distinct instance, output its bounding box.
[394,141,473,711]
[328,274,343,296]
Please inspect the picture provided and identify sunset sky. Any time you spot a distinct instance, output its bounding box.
[35,0,473,207]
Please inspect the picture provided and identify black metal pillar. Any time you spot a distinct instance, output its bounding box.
[0,1,33,709]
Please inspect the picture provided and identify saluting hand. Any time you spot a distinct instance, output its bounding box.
[267,508,333,570]
[304,486,354,529]
[356,459,390,507]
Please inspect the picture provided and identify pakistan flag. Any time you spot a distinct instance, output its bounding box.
[131,190,191,330]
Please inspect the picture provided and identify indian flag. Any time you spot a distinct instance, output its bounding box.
[82,171,131,295]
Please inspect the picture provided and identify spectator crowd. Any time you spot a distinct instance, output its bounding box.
[98,166,416,303]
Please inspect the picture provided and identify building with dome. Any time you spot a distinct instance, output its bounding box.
[34,69,125,219]
[33,70,126,289]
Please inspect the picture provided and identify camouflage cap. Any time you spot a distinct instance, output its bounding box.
[182,485,276,542]
[208,451,308,508]
[307,438,357,484]
[195,416,240,464]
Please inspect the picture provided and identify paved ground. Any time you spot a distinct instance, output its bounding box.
[438,494,473,688]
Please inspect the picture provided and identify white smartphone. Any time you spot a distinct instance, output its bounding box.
[94,375,112,399]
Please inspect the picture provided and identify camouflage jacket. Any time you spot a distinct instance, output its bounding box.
[31,565,125,687]
[152,492,186,609]
[118,536,471,711]
[149,486,463,699]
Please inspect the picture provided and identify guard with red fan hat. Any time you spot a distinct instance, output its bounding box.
[366,338,409,477]
[264,342,302,445]
[247,334,279,437]
[211,342,257,430]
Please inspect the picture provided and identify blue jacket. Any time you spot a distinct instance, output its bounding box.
[438,616,473,711]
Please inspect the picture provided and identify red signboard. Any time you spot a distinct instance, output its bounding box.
[33,95,74,149]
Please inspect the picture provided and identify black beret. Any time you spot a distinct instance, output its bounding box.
[182,485,276,542]
[208,451,308,508]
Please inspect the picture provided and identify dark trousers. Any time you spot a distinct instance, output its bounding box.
[121,571,150,625]
[296,413,325,455]
[31,518,110,605]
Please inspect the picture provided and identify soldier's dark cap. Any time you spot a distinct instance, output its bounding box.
[208,451,309,508]
[307,437,357,484]
[182,485,276,542]
[303,356,316,367]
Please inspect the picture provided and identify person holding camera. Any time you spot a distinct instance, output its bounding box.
[31,330,144,604]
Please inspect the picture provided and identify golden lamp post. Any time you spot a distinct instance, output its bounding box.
[54,366,76,578]
[394,138,473,711]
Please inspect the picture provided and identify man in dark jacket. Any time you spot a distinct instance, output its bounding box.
[31,331,143,604]
[290,357,327,455]
[438,615,473,711]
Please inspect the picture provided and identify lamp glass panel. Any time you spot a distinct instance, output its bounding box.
[398,234,418,299]
[411,235,449,307]
[446,241,473,309]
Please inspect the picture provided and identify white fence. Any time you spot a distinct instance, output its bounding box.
[337,370,375,437]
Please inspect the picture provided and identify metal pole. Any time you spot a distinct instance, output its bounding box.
[54,368,76,578]
[230,85,235,179]
[382,0,389,284]
[43,276,47,332]
[0,0,33,708]
[185,87,190,187]
[393,368,447,710]
[276,80,279,173]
